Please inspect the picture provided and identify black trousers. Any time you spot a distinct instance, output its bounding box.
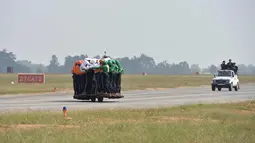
[73,74,86,95]
[109,72,114,93]
[116,73,121,93]
[73,72,121,95]
[95,73,102,93]
[85,70,95,94]
[111,73,117,93]
[91,74,97,94]
[80,74,86,94]
[72,74,78,95]
[102,73,111,93]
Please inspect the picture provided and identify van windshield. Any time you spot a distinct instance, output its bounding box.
[217,71,231,77]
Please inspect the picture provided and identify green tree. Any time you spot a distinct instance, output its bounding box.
[0,49,31,73]
[48,55,60,73]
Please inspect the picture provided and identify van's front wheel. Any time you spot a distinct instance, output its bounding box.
[91,97,96,102]
[98,97,104,102]
[212,85,215,91]
[229,84,232,91]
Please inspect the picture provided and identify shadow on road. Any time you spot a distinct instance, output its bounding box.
[46,100,119,103]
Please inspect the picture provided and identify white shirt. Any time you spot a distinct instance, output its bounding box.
[84,58,92,63]
[80,60,91,71]
[90,58,100,68]
[80,58,100,71]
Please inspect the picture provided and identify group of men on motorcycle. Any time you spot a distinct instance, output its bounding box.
[220,59,238,74]
[71,56,124,96]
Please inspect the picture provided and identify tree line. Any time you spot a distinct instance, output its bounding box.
[1,49,255,75]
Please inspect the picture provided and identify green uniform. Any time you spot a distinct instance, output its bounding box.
[107,60,115,73]
[93,61,109,73]
[111,60,119,73]
[113,60,122,93]
[93,61,110,93]
[115,60,124,73]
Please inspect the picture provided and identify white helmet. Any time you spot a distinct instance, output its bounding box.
[84,58,92,63]
[90,59,97,64]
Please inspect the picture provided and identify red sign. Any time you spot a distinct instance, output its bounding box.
[18,73,45,84]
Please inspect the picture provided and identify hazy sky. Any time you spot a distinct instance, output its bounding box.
[1,0,254,68]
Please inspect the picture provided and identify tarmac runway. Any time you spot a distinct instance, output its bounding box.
[0,84,254,113]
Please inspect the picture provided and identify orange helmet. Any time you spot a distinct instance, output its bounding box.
[75,60,83,66]
[74,60,83,66]
[72,60,84,74]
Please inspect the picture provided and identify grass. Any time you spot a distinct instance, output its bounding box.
[1,74,255,95]
[0,101,254,143]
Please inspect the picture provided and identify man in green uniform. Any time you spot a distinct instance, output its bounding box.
[115,60,123,93]
[112,60,119,93]
[92,60,110,94]
[109,60,118,93]
[107,60,114,93]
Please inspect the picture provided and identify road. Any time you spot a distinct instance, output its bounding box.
[0,84,254,113]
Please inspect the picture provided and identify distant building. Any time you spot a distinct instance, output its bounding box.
[7,67,13,73]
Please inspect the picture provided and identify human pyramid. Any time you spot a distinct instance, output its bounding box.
[72,55,124,97]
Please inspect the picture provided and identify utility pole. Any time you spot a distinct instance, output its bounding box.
[104,49,107,56]
[103,49,108,58]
